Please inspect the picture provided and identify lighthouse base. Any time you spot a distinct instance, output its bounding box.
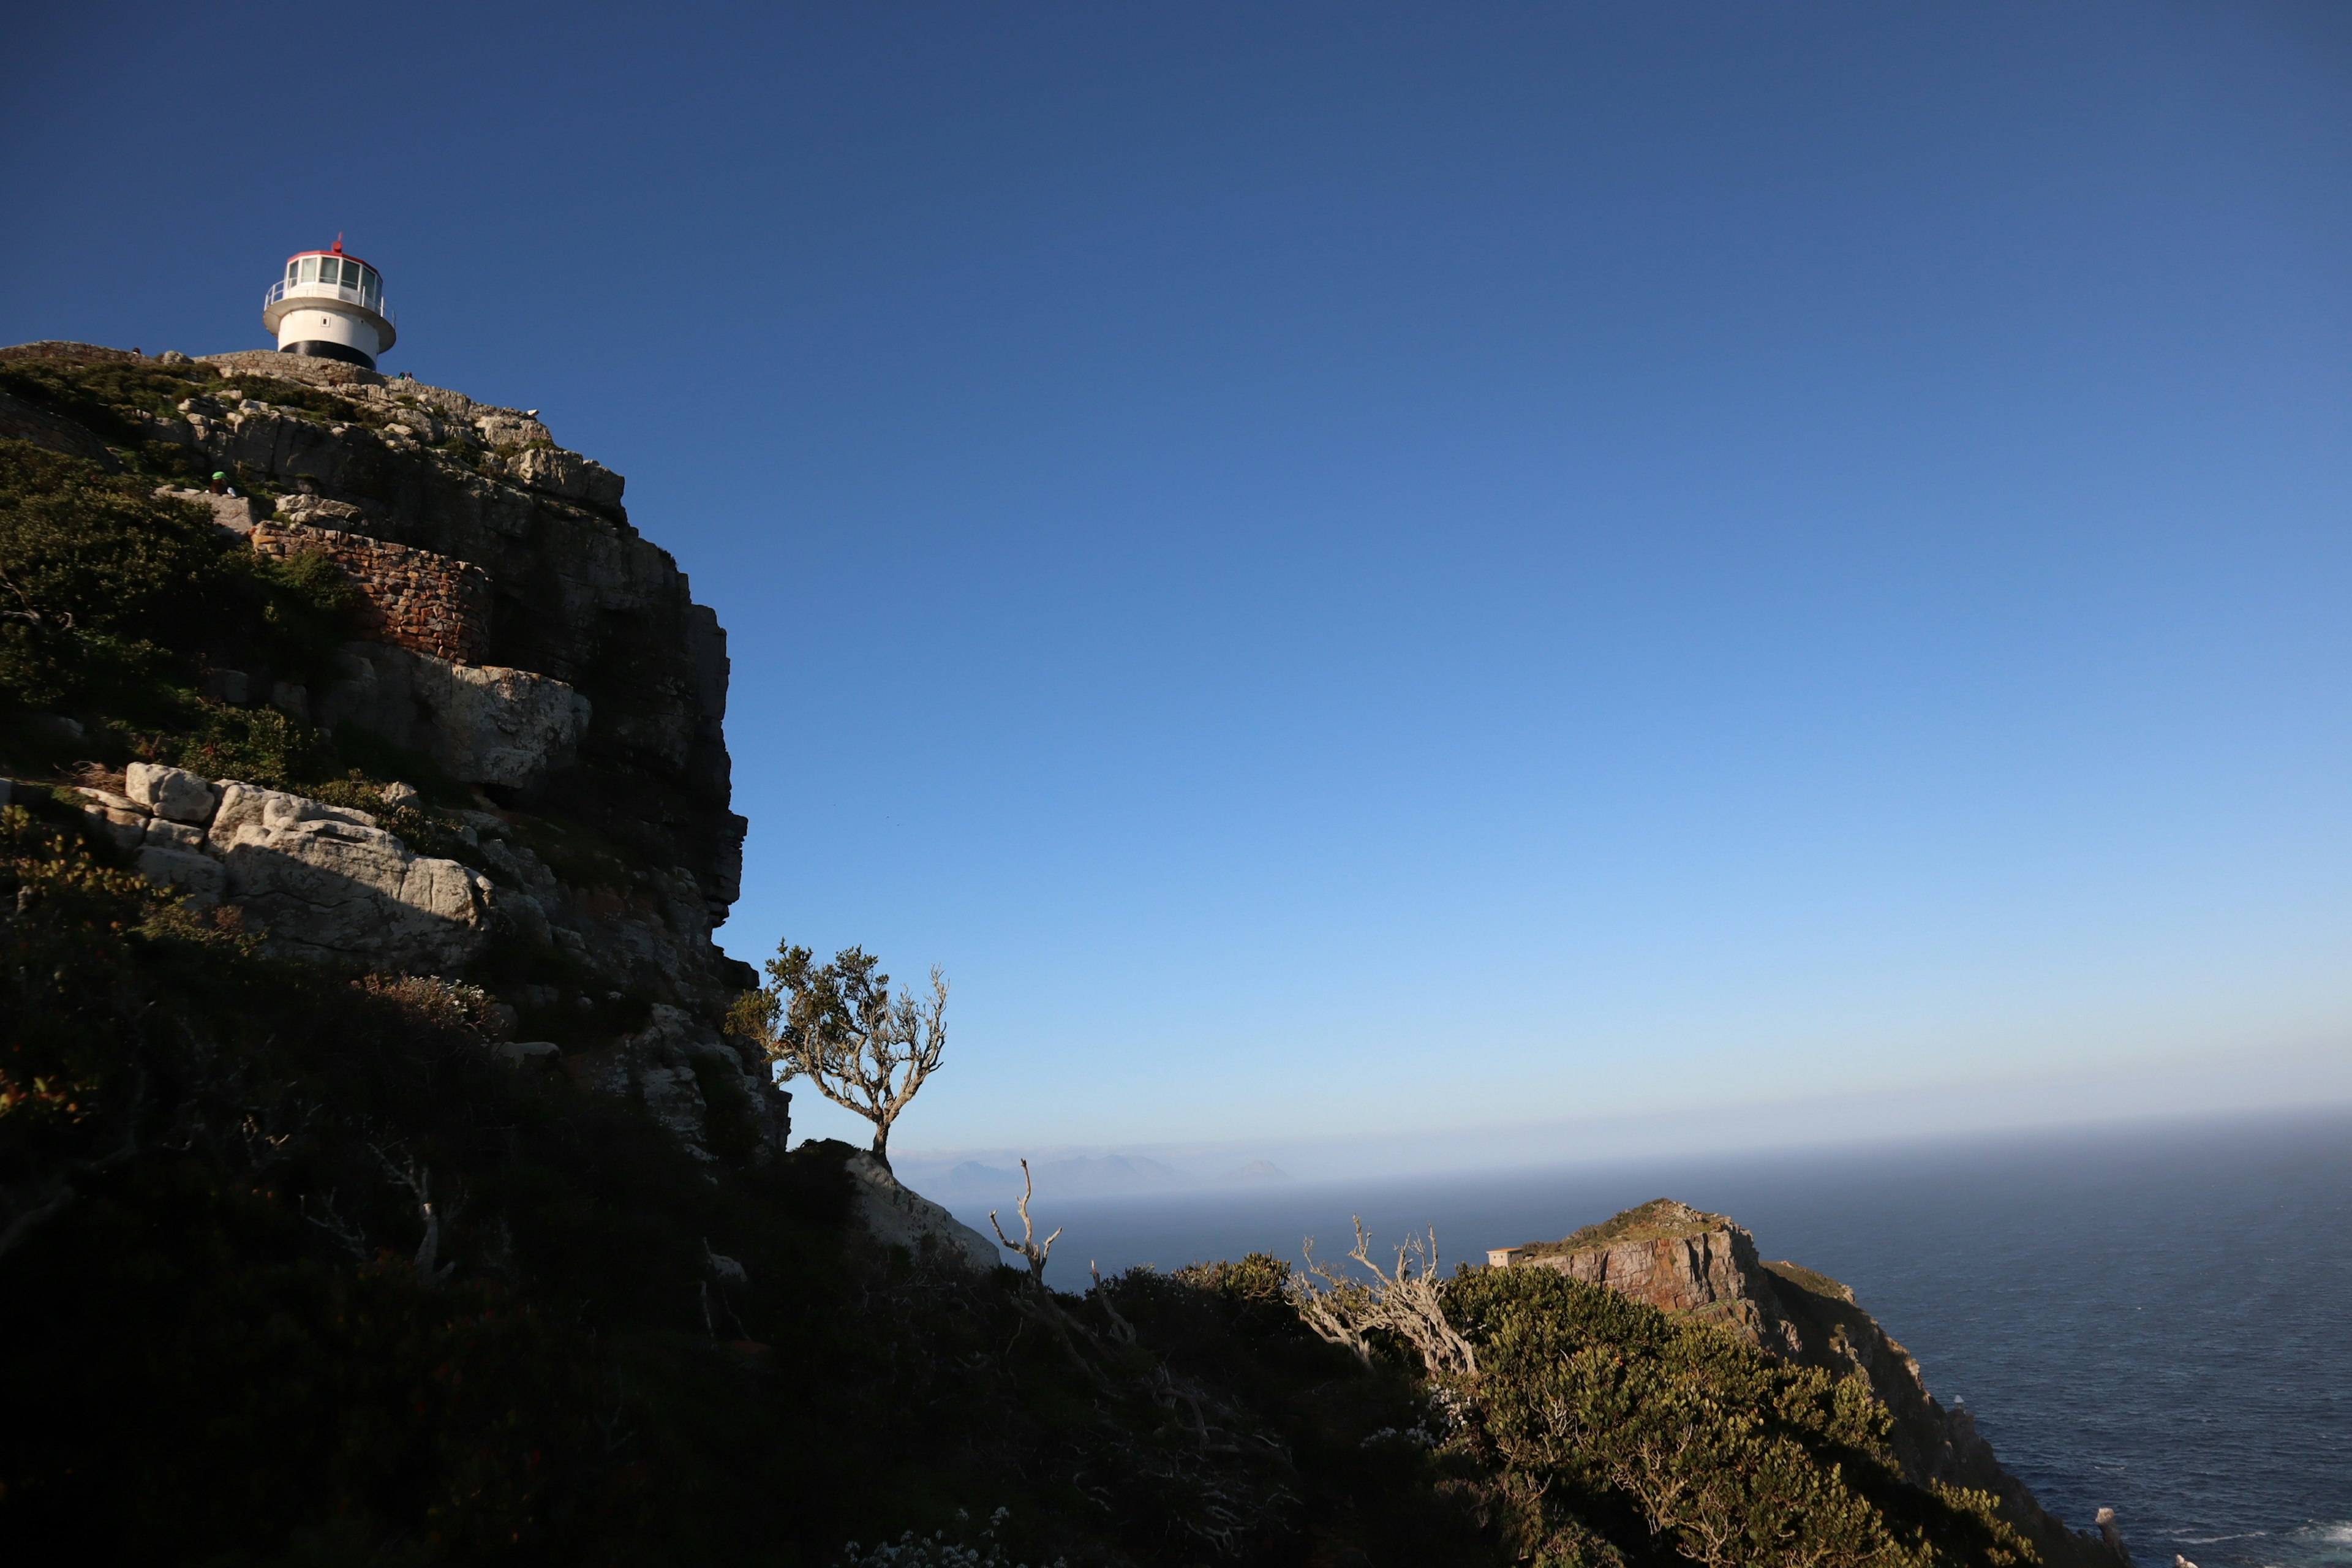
[280,340,377,371]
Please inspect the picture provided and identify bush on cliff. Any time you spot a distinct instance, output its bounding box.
[0,436,357,731]
[1436,1264,2035,1566]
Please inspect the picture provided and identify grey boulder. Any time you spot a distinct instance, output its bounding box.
[69,787,148,850]
[318,643,590,790]
[126,763,221,826]
[209,782,492,971]
[135,845,225,905]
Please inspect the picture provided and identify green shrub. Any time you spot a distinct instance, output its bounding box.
[1442,1265,2035,1567]
[0,356,214,442]
[0,437,361,722]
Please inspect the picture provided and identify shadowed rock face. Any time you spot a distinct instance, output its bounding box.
[567,1004,792,1166]
[317,643,591,790]
[840,1148,1001,1273]
[1493,1199,2133,1568]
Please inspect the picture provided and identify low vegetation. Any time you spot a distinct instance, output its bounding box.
[1505,1196,1729,1261]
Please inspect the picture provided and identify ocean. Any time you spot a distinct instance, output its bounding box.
[942,1107,2352,1568]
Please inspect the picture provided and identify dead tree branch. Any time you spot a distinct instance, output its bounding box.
[301,1189,371,1261]
[373,1144,462,1285]
[1284,1216,1477,1379]
[1090,1260,1139,1346]
[989,1158,1062,1289]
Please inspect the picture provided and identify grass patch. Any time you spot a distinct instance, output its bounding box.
[1510,1197,1733,1261]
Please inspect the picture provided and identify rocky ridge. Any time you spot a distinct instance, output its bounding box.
[1492,1199,2133,1567]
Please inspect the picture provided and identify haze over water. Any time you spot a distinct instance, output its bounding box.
[944,1109,2352,1568]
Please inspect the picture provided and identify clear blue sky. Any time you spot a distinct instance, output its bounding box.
[7,4,2349,1160]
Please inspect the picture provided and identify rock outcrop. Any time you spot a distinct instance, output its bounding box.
[840,1148,1002,1272]
[568,1003,792,1165]
[80,344,742,914]
[208,782,496,972]
[0,386,115,467]
[75,766,497,972]
[1493,1199,2130,1567]
[315,643,590,790]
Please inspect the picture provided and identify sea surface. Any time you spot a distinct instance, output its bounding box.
[944,1108,2352,1568]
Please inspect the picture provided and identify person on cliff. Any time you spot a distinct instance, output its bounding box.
[208,470,238,497]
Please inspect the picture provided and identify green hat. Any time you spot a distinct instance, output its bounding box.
[213,472,226,480]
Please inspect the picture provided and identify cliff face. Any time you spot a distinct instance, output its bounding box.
[0,341,780,1164]
[16,341,743,916]
[1493,1199,2132,1568]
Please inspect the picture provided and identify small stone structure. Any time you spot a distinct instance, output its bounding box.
[250,519,491,665]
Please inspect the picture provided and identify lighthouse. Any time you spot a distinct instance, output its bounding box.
[262,240,396,370]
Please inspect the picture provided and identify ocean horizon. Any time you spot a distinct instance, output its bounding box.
[940,1105,2352,1568]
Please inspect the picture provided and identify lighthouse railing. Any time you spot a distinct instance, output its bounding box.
[263,278,395,328]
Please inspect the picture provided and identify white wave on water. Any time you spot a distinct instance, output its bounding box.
[2209,1519,2352,1568]
[2267,1520,2352,1567]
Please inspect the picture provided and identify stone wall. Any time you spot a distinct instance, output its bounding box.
[251,519,491,665]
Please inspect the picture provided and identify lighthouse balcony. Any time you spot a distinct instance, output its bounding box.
[264,278,396,328]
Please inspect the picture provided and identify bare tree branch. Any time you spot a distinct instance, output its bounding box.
[1090,1260,1139,1346]
[373,1144,461,1286]
[989,1159,1061,1289]
[301,1189,371,1261]
[1283,1216,1477,1379]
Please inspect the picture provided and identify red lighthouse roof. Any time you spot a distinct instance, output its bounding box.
[284,237,375,270]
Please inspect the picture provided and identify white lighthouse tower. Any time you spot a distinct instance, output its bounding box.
[262,239,396,370]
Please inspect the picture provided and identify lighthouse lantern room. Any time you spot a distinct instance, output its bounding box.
[262,239,396,369]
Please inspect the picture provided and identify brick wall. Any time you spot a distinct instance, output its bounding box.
[250,519,491,665]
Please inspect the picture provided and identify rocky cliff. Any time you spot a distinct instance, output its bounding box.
[0,341,780,1164]
[1492,1199,2133,1567]
[6,341,742,915]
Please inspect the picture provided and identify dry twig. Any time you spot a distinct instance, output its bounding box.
[1284,1216,1477,1379]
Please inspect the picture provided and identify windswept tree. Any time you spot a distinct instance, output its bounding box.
[728,944,947,1166]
